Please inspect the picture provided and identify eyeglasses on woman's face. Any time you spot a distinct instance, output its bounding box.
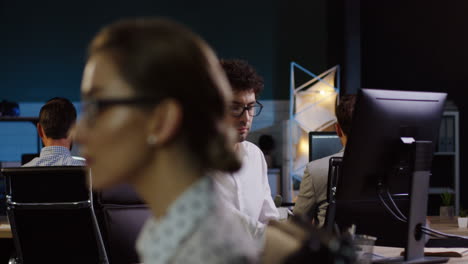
[80,97,158,126]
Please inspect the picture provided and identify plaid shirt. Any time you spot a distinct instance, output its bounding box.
[22,146,86,167]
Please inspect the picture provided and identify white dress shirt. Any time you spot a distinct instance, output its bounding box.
[213,141,280,238]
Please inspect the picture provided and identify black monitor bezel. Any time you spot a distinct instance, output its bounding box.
[336,89,446,201]
[333,88,447,248]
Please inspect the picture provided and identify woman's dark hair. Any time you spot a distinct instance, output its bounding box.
[88,18,240,172]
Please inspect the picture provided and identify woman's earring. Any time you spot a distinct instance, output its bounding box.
[147,135,158,146]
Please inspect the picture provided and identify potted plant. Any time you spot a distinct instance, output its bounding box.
[440,192,454,219]
[458,208,468,228]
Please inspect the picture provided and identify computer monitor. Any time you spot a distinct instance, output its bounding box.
[333,88,447,263]
[309,132,342,162]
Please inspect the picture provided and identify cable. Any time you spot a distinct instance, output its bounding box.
[421,226,468,240]
[377,185,468,241]
[377,191,407,223]
[385,189,407,221]
[421,228,448,239]
[376,183,407,223]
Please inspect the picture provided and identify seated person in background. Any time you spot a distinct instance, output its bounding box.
[23,97,85,167]
[75,18,258,263]
[213,59,279,239]
[293,94,356,226]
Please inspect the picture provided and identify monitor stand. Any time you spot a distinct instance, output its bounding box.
[373,141,448,264]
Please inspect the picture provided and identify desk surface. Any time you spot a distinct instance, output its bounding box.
[0,216,10,239]
[0,217,467,244]
[373,216,468,263]
[0,223,10,239]
[428,216,468,236]
[374,246,468,263]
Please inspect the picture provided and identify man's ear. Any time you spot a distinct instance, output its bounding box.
[335,123,343,138]
[146,99,183,146]
[67,123,77,150]
[37,123,45,139]
[67,123,77,140]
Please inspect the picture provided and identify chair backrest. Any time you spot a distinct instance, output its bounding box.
[326,157,343,203]
[94,184,151,264]
[323,157,343,232]
[1,166,108,264]
[20,154,39,165]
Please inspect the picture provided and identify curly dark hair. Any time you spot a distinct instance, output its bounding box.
[220,59,264,96]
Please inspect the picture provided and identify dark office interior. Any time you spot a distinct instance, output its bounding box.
[1,0,468,262]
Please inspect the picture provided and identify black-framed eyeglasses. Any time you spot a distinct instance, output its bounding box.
[229,101,263,117]
[81,97,159,126]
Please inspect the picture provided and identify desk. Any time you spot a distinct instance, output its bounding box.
[0,218,13,264]
[428,216,468,236]
[0,223,11,239]
[0,216,11,239]
[0,217,466,251]
[373,216,468,263]
[374,246,468,263]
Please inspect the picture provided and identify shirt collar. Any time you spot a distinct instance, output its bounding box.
[236,141,248,158]
[137,176,214,263]
[40,146,72,157]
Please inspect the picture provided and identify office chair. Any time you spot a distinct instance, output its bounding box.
[20,154,39,165]
[93,184,151,264]
[1,166,108,264]
[305,156,343,228]
[323,157,343,232]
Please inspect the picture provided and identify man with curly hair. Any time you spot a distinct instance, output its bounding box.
[214,59,279,240]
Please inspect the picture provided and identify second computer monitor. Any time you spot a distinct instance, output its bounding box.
[309,132,343,162]
[334,88,446,248]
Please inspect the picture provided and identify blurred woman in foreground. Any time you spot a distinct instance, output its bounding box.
[76,17,258,263]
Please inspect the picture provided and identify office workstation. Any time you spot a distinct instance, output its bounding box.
[0,89,465,264]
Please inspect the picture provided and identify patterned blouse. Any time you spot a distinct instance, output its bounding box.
[136,176,259,264]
